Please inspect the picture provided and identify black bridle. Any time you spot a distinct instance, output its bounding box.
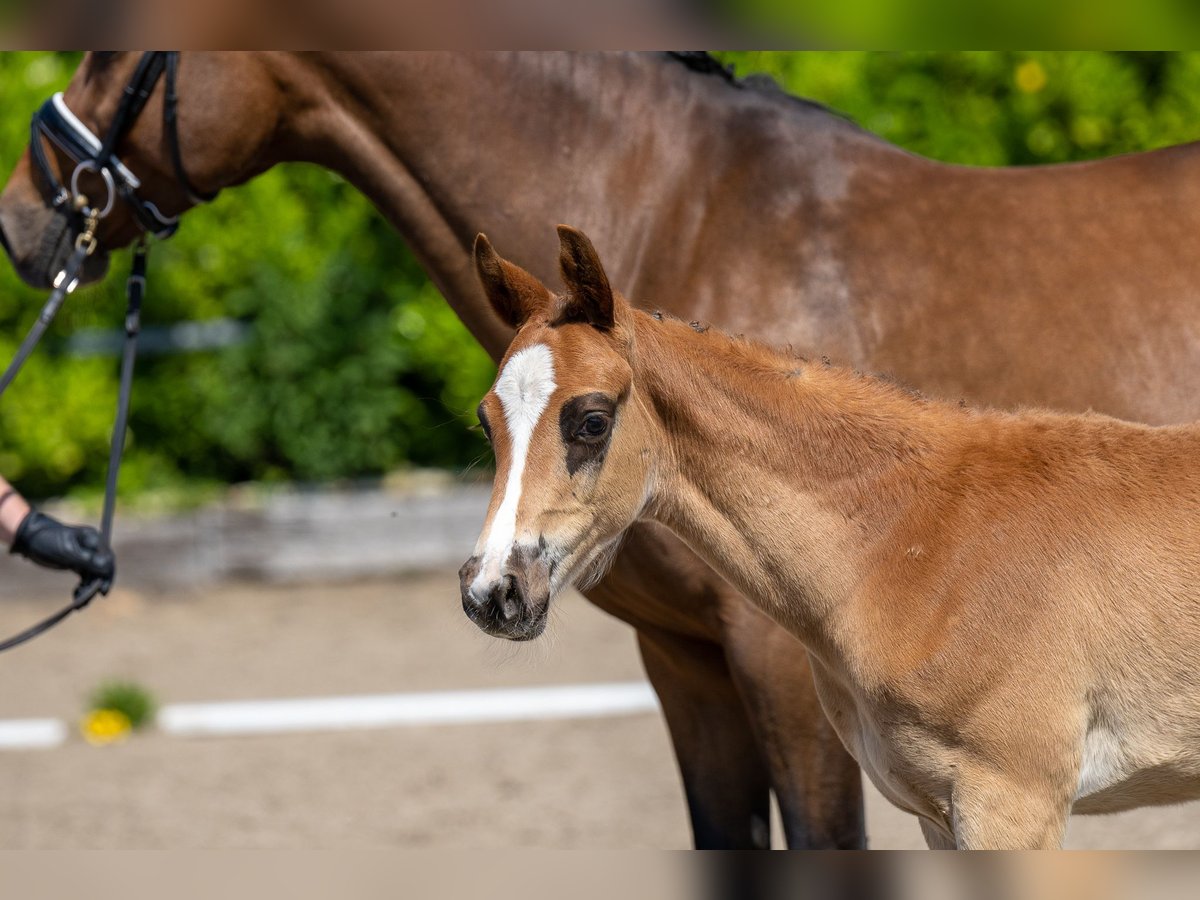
[0,51,212,653]
[29,50,218,238]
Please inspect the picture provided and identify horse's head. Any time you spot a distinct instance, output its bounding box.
[460,225,654,641]
[0,52,280,288]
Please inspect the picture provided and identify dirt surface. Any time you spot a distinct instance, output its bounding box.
[0,571,1197,849]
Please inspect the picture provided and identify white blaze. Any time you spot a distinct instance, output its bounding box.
[472,344,557,593]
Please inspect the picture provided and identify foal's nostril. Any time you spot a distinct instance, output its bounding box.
[0,221,10,258]
[490,574,523,622]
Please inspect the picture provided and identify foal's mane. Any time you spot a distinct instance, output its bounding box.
[663,52,858,126]
[639,308,932,408]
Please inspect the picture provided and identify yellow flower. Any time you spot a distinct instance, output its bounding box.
[1016,60,1047,94]
[81,708,132,746]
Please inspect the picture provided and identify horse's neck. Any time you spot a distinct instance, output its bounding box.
[278,52,685,357]
[272,52,877,360]
[637,313,958,640]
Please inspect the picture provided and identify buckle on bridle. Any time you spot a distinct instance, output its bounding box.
[47,208,99,293]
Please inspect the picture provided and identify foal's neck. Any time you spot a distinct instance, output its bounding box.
[637,312,961,640]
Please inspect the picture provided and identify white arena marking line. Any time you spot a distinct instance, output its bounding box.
[157,681,659,738]
[0,718,67,750]
[0,682,659,747]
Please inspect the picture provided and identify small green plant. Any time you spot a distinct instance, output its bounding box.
[87,680,157,730]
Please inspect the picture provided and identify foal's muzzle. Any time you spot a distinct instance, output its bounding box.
[458,550,551,642]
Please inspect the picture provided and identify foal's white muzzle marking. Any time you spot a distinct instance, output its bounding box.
[469,343,556,602]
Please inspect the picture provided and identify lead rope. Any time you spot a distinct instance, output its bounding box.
[0,239,146,653]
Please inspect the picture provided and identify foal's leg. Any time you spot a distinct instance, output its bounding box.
[920,817,957,849]
[588,524,863,849]
[637,628,773,849]
[721,600,866,849]
[950,773,1071,849]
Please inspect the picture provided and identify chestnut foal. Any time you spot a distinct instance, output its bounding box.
[461,226,1200,850]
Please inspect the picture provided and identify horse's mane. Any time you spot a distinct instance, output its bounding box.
[663,52,858,126]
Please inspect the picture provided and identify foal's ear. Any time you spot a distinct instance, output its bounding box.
[474,233,552,328]
[556,225,614,331]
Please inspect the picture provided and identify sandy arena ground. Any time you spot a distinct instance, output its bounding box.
[0,570,1197,849]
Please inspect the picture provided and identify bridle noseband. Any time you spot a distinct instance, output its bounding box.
[29,50,218,239]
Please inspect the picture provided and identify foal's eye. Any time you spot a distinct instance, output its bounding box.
[578,413,610,439]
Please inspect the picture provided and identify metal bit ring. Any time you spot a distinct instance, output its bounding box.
[69,160,116,220]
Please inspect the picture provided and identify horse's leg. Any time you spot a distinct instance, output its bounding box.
[721,599,867,849]
[637,627,773,849]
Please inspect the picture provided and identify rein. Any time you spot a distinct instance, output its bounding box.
[0,51,209,653]
[0,245,143,653]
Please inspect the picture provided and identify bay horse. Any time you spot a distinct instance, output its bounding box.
[3,52,1200,849]
[465,225,1200,849]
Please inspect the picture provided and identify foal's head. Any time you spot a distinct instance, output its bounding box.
[460,226,652,640]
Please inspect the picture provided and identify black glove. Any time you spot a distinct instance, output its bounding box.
[10,510,115,586]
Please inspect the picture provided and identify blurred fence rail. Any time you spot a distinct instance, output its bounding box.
[64,318,250,357]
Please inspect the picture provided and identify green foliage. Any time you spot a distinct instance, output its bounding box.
[716,1,1200,49]
[3,53,1200,500]
[717,52,1200,165]
[88,679,157,729]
